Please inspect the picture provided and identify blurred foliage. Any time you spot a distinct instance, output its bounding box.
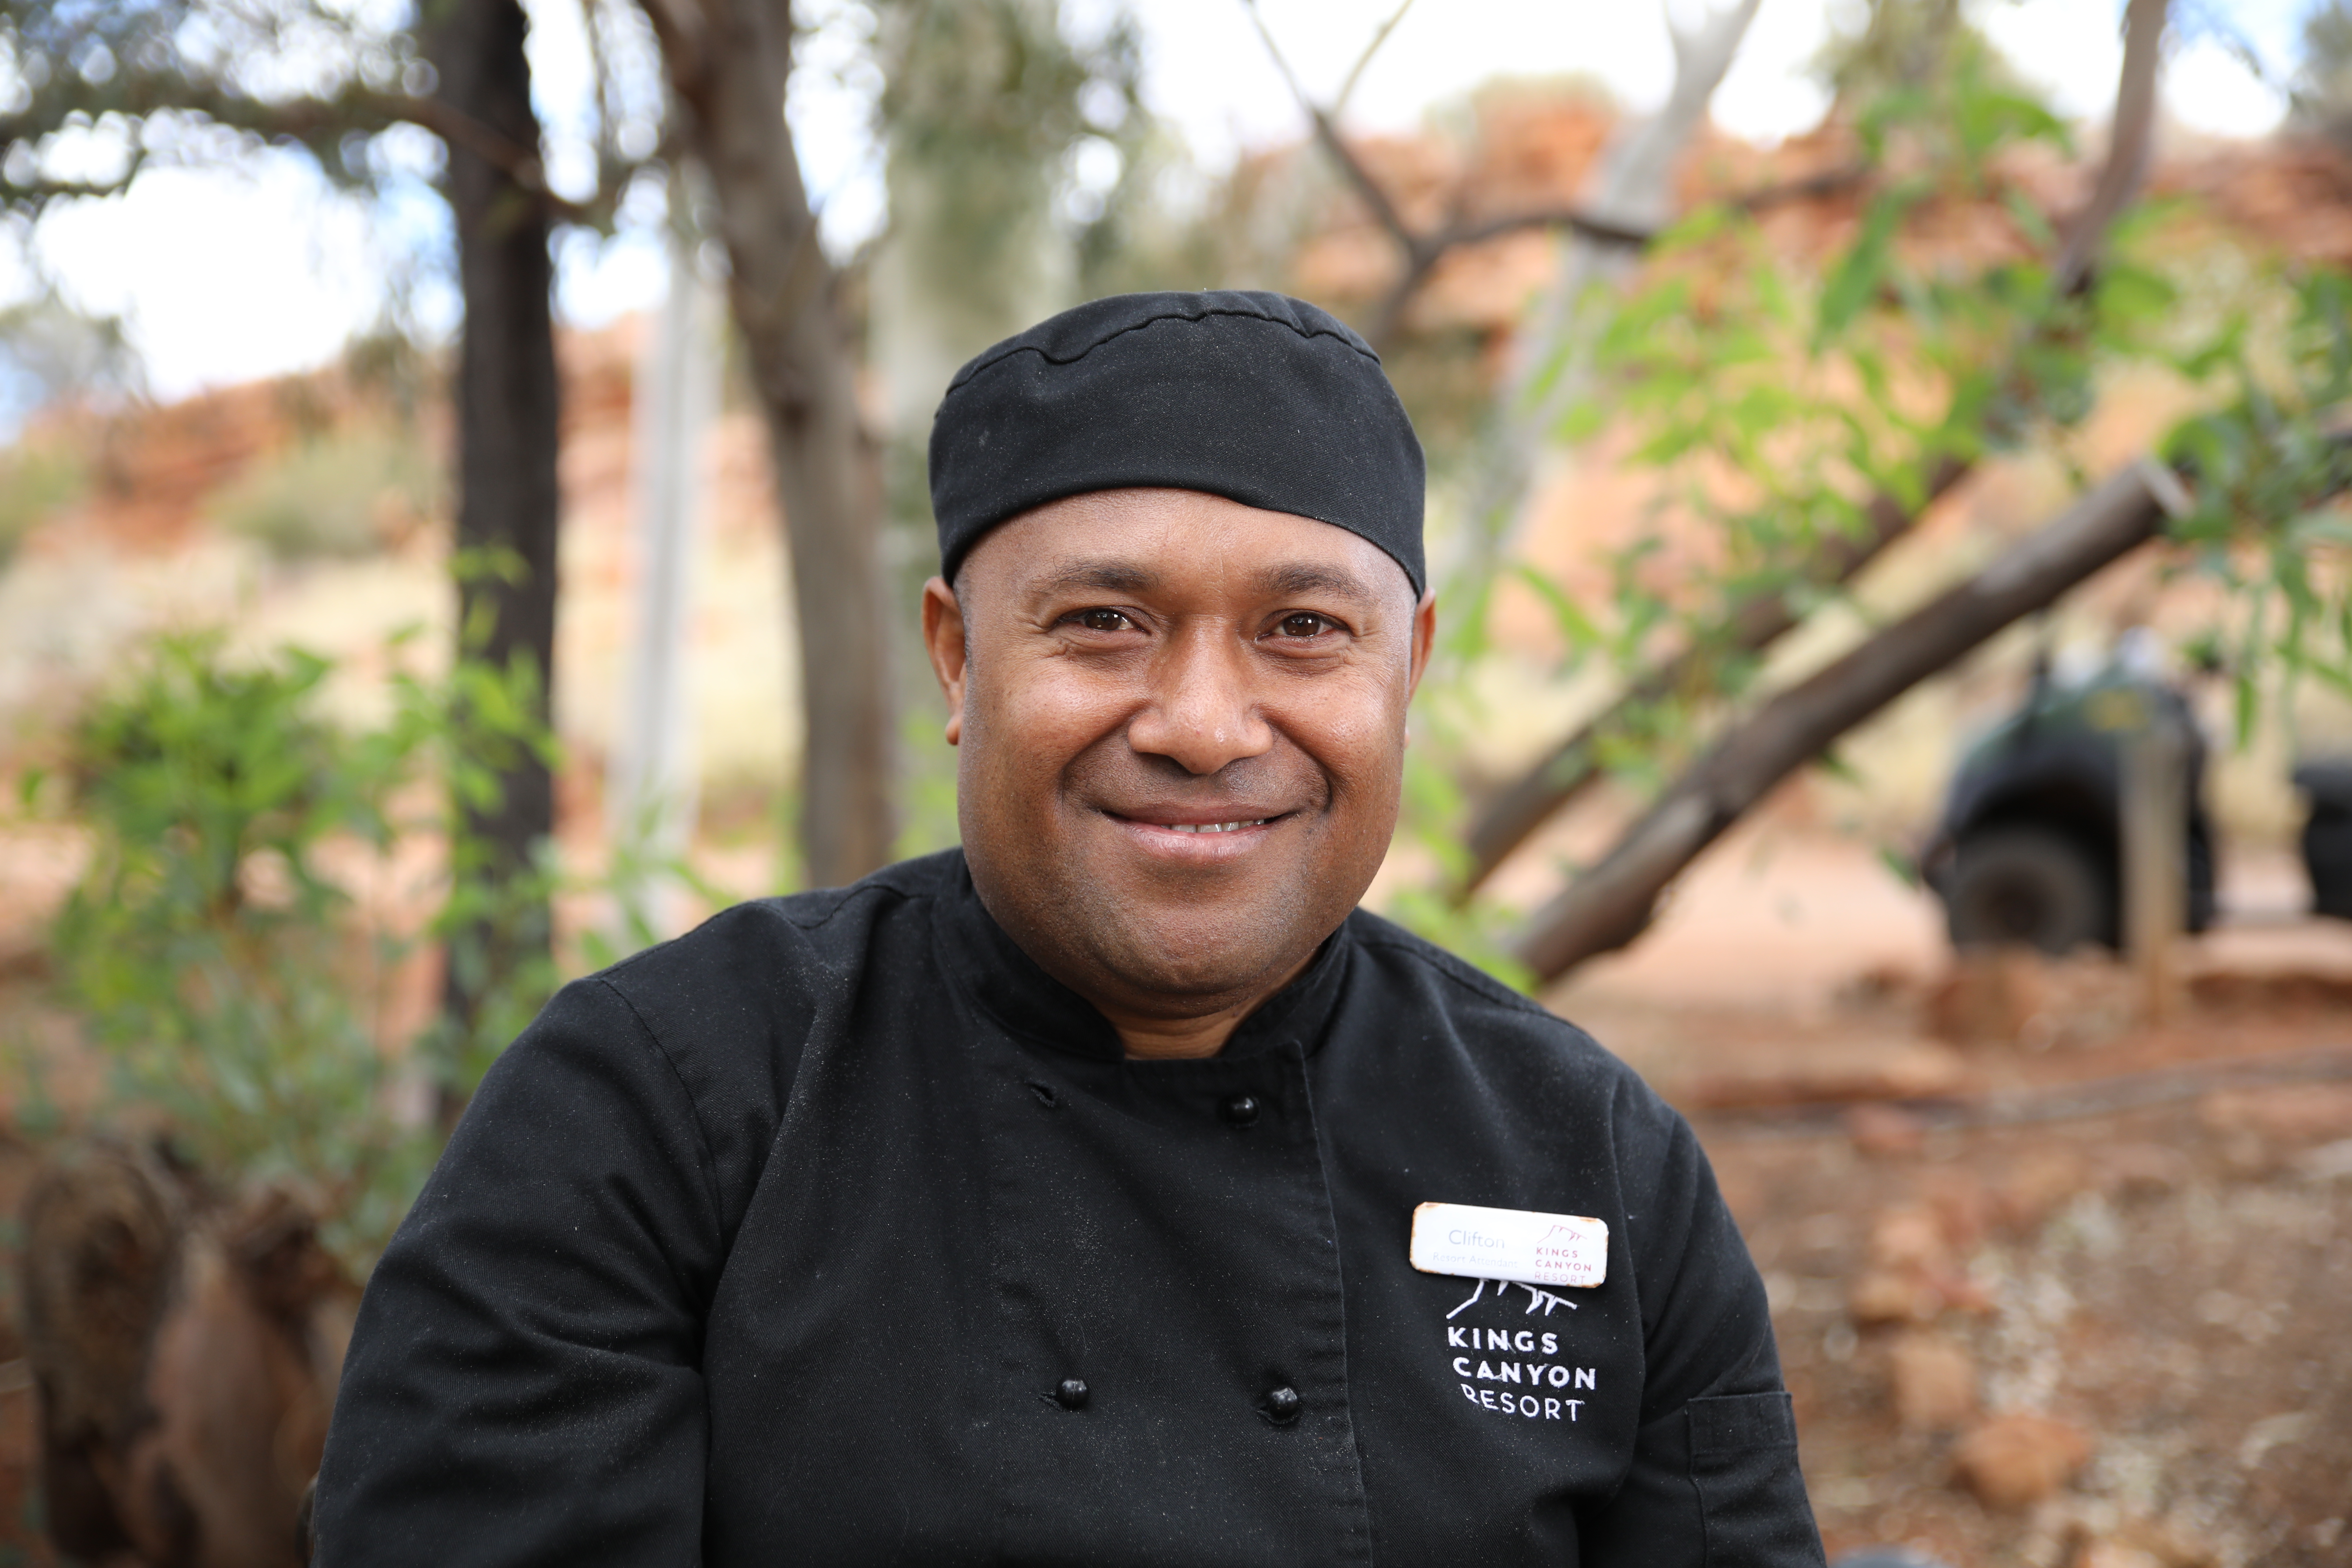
[874,0,1147,323]
[0,433,83,566]
[1374,14,2352,979]
[1812,0,2022,109]
[0,292,143,434]
[0,0,425,210]
[1482,57,2082,702]
[205,424,440,560]
[427,547,565,1097]
[1382,750,1535,992]
[2296,0,2352,149]
[1515,94,2346,782]
[2166,268,2352,744]
[0,0,659,225]
[28,629,557,1270]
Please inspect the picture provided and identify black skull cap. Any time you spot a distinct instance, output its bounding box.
[929,290,1426,594]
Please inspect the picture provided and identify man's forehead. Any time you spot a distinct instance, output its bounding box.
[975,491,1413,603]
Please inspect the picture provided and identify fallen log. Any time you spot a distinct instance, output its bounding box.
[1513,456,2193,981]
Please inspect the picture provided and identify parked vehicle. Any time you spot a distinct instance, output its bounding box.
[2295,759,2352,920]
[1921,666,2215,953]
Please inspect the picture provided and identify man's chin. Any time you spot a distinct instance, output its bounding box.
[1071,901,1328,1010]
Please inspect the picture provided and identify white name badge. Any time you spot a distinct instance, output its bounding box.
[1409,1202,1609,1289]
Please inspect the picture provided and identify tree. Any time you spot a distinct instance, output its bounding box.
[1494,0,2169,976]
[419,0,564,1109]
[640,0,897,889]
[1426,0,2344,980]
[0,0,652,1105]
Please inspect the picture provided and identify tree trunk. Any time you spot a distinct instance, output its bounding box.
[425,0,561,1107]
[1513,458,2192,982]
[644,0,897,890]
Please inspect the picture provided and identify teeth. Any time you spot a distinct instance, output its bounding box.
[1167,819,1267,833]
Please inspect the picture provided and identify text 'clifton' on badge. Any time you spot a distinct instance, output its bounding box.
[1409,1202,1609,1289]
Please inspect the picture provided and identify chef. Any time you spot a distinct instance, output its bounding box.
[313,291,1823,1565]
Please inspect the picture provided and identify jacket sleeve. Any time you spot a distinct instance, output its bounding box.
[1579,1091,1825,1568]
[314,976,723,1566]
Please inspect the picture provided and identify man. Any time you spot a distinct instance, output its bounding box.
[314,291,1822,1564]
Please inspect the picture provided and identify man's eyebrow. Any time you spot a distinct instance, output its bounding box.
[1028,559,1158,596]
[1255,562,1377,601]
[1021,559,1378,601]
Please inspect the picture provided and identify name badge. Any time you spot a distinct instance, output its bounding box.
[1409,1202,1609,1289]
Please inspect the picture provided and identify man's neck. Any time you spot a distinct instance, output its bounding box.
[1110,1008,1252,1061]
[1095,952,1316,1061]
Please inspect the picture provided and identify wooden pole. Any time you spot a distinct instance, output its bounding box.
[2122,693,2190,1024]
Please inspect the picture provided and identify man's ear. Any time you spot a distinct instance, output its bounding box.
[1407,588,1437,701]
[922,576,969,746]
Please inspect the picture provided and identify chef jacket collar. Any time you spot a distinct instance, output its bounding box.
[932,850,1353,1063]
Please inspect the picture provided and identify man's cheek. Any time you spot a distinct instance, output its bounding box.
[1003,687,1127,756]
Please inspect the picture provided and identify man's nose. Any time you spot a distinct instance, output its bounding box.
[1125,623,1274,776]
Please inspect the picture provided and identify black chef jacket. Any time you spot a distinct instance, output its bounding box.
[315,849,1822,1566]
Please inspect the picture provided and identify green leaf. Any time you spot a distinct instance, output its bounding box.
[1511,565,1603,652]
[1816,188,1919,342]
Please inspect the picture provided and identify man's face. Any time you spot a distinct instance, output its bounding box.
[924,488,1434,1034]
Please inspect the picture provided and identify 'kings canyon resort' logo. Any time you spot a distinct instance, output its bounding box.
[1442,1277,1596,1423]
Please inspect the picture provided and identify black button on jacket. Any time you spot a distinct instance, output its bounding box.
[315,850,1823,1566]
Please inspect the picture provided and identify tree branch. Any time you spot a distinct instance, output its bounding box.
[1243,0,1866,350]
[1461,454,1970,890]
[1511,457,2201,981]
[1331,0,1416,120]
[2054,0,2165,292]
[0,78,601,227]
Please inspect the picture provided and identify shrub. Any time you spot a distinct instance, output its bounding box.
[205,425,440,560]
[36,630,551,1269]
[0,439,85,568]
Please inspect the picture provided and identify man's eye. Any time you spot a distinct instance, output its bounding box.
[1277,613,1333,639]
[1075,608,1133,633]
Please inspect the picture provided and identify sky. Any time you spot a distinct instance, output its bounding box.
[0,0,2317,411]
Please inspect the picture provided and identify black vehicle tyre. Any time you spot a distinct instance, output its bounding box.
[1946,825,2112,954]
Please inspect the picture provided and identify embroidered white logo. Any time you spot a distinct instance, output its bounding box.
[1435,1277,1598,1423]
[1446,1277,1576,1319]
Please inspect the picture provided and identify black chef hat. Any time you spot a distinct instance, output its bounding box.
[928,290,1426,595]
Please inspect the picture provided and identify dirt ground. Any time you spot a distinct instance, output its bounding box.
[0,828,2344,1565]
[1550,829,2352,1568]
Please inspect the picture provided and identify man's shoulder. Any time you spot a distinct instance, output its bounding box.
[1338,907,1663,1113]
[1341,907,1590,1045]
[567,849,958,1070]
[599,849,957,991]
